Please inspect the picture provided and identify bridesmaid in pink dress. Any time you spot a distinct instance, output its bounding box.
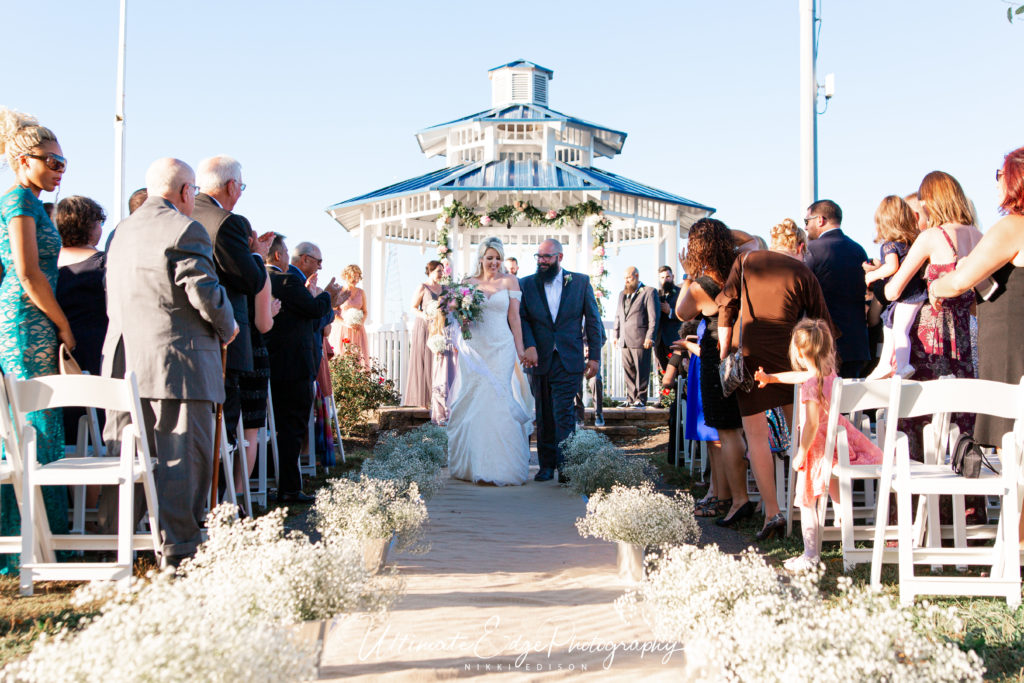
[331,264,370,367]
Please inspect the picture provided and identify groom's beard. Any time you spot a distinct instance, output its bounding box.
[537,263,560,283]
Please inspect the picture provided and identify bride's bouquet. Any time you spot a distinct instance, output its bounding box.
[438,281,486,340]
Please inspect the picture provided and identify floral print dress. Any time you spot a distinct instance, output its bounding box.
[0,187,68,571]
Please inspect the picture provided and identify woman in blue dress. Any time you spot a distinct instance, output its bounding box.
[0,107,74,570]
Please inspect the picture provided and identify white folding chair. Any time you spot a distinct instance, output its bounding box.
[674,375,687,468]
[0,382,26,555]
[870,377,1024,606]
[249,420,269,508]
[265,381,280,490]
[326,394,346,464]
[235,415,253,517]
[6,372,161,595]
[798,377,898,568]
[67,400,106,535]
[298,382,317,478]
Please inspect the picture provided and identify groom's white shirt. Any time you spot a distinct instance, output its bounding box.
[544,267,563,321]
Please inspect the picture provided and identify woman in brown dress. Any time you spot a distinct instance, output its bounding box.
[716,233,833,539]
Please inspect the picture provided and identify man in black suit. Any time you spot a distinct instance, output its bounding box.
[654,265,682,376]
[613,267,659,407]
[264,236,343,502]
[804,199,870,378]
[192,156,272,436]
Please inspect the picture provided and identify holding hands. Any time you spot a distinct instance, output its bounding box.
[584,359,599,380]
[754,366,775,388]
[520,346,539,368]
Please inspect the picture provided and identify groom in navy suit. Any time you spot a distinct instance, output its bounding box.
[519,239,604,482]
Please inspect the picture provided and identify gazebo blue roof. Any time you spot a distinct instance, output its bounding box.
[419,103,626,139]
[325,160,715,215]
[487,59,553,74]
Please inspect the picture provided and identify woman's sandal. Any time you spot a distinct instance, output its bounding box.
[695,497,731,518]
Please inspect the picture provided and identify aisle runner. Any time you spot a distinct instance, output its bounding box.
[320,467,683,680]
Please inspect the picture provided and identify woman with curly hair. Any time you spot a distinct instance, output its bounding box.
[55,195,109,446]
[332,263,369,367]
[716,219,833,539]
[674,218,747,526]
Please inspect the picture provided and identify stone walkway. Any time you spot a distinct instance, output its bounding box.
[319,463,693,680]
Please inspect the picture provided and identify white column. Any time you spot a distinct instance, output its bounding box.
[669,218,680,278]
[373,236,387,324]
[799,0,818,210]
[359,216,372,290]
[449,216,461,280]
[113,0,127,223]
[655,224,666,276]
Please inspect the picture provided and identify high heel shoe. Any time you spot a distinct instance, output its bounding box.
[756,513,786,541]
[715,500,755,528]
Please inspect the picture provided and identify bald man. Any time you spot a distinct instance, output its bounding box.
[102,157,237,567]
[613,266,659,407]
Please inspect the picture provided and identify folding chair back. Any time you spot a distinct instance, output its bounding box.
[5,372,160,595]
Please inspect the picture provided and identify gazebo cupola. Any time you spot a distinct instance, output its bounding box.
[489,59,552,108]
[326,60,714,326]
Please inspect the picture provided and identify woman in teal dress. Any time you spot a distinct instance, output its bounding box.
[0,108,76,571]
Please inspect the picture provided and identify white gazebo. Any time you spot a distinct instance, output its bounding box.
[325,60,715,398]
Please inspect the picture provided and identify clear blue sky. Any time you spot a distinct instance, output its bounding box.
[3,1,1021,322]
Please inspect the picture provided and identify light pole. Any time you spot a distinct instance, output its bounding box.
[799,0,817,212]
[113,0,127,223]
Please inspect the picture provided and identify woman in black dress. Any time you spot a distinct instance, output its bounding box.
[55,196,108,443]
[236,231,279,500]
[675,218,748,527]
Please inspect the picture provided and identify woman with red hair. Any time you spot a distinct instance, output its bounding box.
[929,146,1024,448]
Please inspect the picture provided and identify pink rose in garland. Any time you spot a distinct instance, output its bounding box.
[480,215,492,227]
[546,210,558,220]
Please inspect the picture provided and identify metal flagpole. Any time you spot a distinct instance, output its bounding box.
[798,0,817,210]
[113,0,127,223]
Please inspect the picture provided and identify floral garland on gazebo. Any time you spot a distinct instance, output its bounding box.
[433,199,612,313]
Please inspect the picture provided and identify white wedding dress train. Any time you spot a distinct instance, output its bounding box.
[447,289,533,485]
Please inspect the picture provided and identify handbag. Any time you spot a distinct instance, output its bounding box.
[719,255,754,397]
[58,343,82,376]
[950,432,999,478]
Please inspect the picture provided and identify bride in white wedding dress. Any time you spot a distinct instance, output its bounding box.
[447,237,534,485]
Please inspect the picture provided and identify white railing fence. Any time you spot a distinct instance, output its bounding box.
[366,320,659,404]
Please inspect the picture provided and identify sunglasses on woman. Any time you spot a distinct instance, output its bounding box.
[23,152,67,173]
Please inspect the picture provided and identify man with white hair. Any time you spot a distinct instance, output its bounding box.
[264,239,343,503]
[102,157,237,567]
[192,156,273,446]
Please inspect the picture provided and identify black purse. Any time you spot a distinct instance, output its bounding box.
[950,432,999,478]
[719,255,754,397]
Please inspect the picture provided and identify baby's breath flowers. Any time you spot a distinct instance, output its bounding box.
[2,505,406,683]
[618,544,985,682]
[576,483,700,547]
[559,430,656,497]
[313,477,428,553]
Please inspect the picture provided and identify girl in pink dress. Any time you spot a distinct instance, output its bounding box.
[754,318,882,572]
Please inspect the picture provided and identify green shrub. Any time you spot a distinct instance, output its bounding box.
[329,350,399,436]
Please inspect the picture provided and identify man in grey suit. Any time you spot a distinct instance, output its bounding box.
[613,267,659,407]
[102,158,237,567]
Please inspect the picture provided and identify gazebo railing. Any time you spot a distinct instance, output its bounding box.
[366,321,658,404]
